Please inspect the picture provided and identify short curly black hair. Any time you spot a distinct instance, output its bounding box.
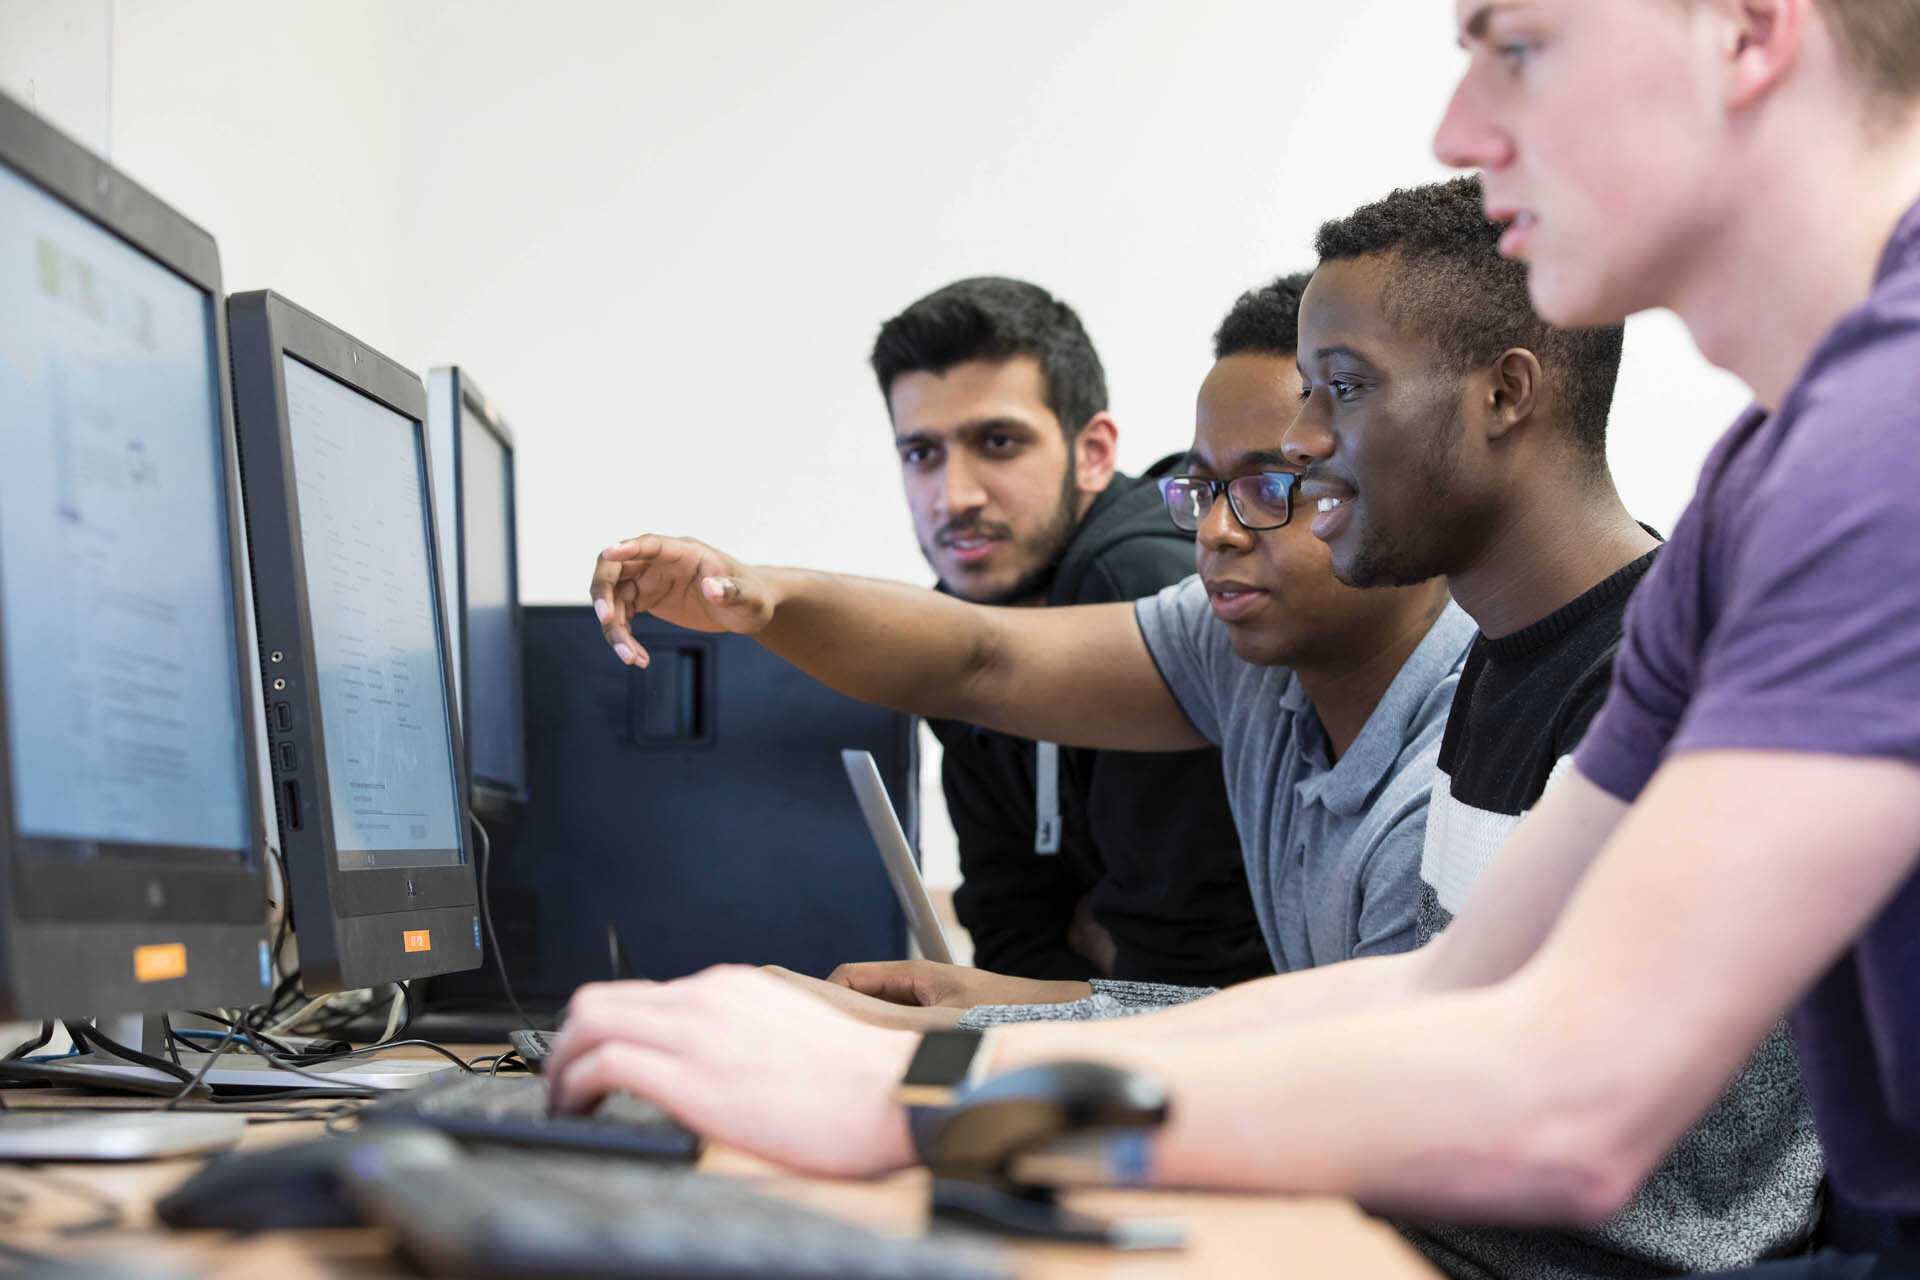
[1213,271,1314,359]
[1314,175,1624,463]
[870,277,1108,441]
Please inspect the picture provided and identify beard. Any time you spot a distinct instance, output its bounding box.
[1339,403,1463,590]
[936,457,1082,606]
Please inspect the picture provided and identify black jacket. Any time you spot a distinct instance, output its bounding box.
[929,460,1272,986]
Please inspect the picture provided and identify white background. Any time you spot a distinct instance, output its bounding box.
[1,0,1752,893]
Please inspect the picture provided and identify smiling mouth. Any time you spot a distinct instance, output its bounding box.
[1315,496,1348,514]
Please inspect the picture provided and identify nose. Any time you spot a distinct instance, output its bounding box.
[1196,485,1253,555]
[1281,393,1332,472]
[937,452,987,520]
[1433,68,1513,172]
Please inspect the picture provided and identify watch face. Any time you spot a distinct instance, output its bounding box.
[902,1029,985,1088]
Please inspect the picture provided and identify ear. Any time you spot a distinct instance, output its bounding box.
[1072,412,1119,496]
[1721,0,1809,112]
[1482,348,1542,443]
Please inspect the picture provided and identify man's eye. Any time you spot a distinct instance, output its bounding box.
[983,433,1018,452]
[1330,378,1361,401]
[1498,41,1538,74]
[1297,383,1313,402]
[901,446,934,466]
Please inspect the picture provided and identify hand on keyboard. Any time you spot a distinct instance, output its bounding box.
[546,966,921,1177]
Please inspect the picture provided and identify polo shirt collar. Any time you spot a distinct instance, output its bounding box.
[1294,602,1475,817]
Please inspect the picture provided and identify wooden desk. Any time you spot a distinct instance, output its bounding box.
[1,1078,1440,1278]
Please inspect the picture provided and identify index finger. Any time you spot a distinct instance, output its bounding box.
[588,537,663,666]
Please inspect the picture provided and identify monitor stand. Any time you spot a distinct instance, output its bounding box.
[45,1015,456,1095]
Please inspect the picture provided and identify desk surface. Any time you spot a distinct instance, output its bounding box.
[1,1063,1441,1279]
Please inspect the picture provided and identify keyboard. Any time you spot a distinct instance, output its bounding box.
[361,1073,701,1161]
[346,1140,1013,1280]
[508,1027,553,1065]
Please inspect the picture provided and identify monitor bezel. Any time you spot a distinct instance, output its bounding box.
[442,367,528,811]
[228,291,478,938]
[0,91,272,1016]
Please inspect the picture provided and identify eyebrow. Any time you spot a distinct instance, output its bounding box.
[1183,449,1295,474]
[894,416,1035,444]
[1459,2,1521,44]
[1309,344,1375,365]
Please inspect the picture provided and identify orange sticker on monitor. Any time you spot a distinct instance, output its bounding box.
[403,929,432,953]
[133,943,188,982]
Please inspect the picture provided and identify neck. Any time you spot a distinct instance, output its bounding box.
[1447,478,1656,640]
[1669,108,1920,408]
[1295,592,1447,760]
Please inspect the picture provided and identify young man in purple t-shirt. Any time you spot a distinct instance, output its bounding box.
[543,0,1920,1267]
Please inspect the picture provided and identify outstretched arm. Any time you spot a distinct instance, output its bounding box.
[547,751,1920,1223]
[587,535,1204,751]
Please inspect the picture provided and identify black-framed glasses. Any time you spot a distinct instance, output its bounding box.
[1158,472,1301,532]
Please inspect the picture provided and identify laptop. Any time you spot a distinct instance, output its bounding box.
[840,749,956,964]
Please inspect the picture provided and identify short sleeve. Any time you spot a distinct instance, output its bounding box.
[1673,341,1920,766]
[1133,576,1225,744]
[1351,784,1429,959]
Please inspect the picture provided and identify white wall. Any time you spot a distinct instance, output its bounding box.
[2,0,1751,889]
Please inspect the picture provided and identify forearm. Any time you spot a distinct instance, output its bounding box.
[753,568,1201,749]
[1012,981,1636,1225]
[753,567,1003,723]
[985,950,1421,1062]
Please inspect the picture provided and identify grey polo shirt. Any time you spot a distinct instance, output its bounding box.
[960,577,1473,1027]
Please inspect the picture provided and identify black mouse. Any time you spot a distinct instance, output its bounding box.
[920,1060,1169,1176]
[156,1127,457,1231]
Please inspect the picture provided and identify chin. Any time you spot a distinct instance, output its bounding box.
[1526,258,1638,329]
[1224,624,1293,669]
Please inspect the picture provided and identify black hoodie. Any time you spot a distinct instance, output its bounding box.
[929,458,1272,986]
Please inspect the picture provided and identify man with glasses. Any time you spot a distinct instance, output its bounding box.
[581,274,1471,1022]
[866,276,1270,991]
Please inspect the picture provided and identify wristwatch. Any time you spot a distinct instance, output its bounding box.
[896,1028,994,1159]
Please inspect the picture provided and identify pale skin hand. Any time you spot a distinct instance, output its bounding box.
[544,967,919,1178]
[826,957,1092,1010]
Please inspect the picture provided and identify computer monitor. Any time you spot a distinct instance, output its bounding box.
[228,291,482,993]
[0,91,274,1019]
[427,368,527,814]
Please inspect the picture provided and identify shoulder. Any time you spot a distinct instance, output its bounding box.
[1775,281,1920,483]
[1056,474,1196,605]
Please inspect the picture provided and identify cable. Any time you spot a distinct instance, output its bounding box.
[470,808,533,1029]
[378,983,406,1043]
[229,1029,382,1093]
[183,1009,300,1059]
[160,1021,238,1111]
[290,1037,476,1074]
[62,1020,196,1087]
[3,1023,52,1062]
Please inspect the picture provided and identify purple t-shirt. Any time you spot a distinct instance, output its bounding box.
[1575,193,1920,1215]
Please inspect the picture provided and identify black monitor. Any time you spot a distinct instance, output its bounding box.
[228,291,482,993]
[427,368,527,814]
[0,91,274,1019]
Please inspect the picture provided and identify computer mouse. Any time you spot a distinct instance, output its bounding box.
[920,1060,1169,1176]
[156,1126,458,1232]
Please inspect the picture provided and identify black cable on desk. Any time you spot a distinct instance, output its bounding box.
[161,1021,238,1111]
[63,1020,196,1087]
[3,1023,52,1062]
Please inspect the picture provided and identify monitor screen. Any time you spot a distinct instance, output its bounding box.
[282,355,464,870]
[0,161,251,858]
[459,410,524,793]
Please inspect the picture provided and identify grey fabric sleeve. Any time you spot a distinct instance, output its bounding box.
[955,979,1217,1028]
[1133,576,1225,744]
